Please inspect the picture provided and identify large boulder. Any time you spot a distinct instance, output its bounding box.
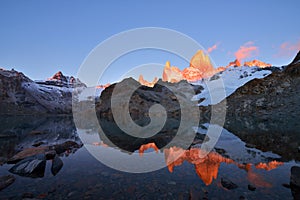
[7,146,49,164]
[291,166,300,187]
[9,154,46,178]
[51,155,63,176]
[290,166,300,199]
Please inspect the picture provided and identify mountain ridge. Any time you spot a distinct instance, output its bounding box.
[0,69,86,115]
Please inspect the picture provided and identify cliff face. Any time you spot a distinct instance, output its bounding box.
[0,69,85,115]
[161,50,216,83]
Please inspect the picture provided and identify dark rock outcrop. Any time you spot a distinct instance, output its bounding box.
[51,155,63,176]
[291,166,300,188]
[290,166,300,199]
[9,154,46,178]
[52,141,82,154]
[96,78,202,120]
[221,177,238,190]
[7,146,49,164]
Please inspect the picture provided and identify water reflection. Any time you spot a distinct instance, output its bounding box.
[0,116,299,199]
[138,143,283,186]
[0,116,81,179]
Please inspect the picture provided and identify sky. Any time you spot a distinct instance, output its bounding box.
[0,0,299,85]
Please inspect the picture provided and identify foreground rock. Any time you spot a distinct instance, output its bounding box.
[7,140,82,164]
[0,175,15,191]
[291,166,300,199]
[291,166,300,187]
[51,141,82,154]
[9,154,46,178]
[51,155,63,176]
[7,146,49,164]
[221,177,238,190]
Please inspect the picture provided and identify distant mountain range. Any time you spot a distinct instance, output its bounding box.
[0,51,299,117]
[0,70,85,114]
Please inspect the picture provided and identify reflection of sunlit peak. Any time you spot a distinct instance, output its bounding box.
[164,147,234,185]
[255,160,283,171]
[92,141,109,147]
[138,142,159,157]
[163,146,284,186]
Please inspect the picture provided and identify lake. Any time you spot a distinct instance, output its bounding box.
[0,116,299,199]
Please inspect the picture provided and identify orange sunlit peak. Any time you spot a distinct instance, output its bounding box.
[162,61,183,83]
[96,83,110,89]
[138,75,158,87]
[243,59,272,68]
[138,142,159,157]
[138,49,273,86]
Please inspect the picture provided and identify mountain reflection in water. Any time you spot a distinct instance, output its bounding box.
[138,143,283,186]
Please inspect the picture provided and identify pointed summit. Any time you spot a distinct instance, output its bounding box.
[49,71,67,82]
[162,61,183,83]
[189,50,214,72]
[226,59,241,68]
[43,71,86,87]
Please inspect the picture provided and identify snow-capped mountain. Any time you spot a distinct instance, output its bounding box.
[0,69,86,114]
[136,50,278,107]
[191,65,278,106]
[36,71,85,88]
[205,51,300,161]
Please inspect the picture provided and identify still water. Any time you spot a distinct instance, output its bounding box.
[0,116,299,199]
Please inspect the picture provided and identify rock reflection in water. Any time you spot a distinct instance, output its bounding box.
[0,116,82,183]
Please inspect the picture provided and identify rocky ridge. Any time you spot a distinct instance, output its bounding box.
[0,69,86,115]
[200,51,300,161]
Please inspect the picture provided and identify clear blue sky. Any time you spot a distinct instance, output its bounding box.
[0,0,299,85]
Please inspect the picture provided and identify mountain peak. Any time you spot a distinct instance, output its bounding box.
[243,59,271,68]
[226,59,241,68]
[139,75,158,87]
[40,71,86,88]
[285,51,300,76]
[49,71,67,82]
[161,50,215,83]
